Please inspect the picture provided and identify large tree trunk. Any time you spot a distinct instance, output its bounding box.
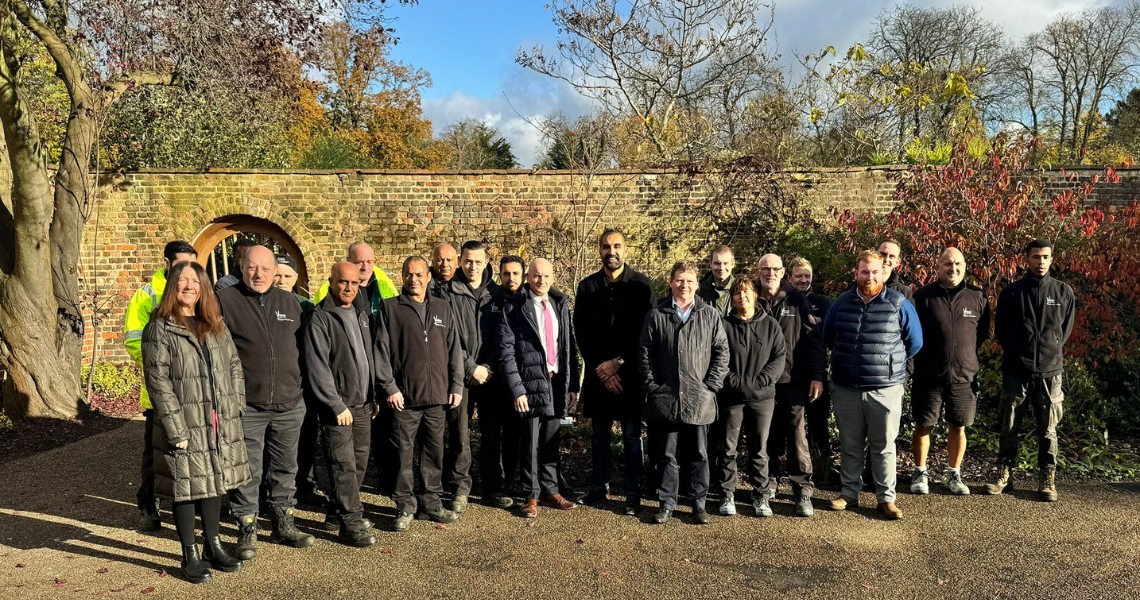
[0,16,86,419]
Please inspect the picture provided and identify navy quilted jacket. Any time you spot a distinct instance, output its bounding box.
[497,285,581,418]
[823,287,923,389]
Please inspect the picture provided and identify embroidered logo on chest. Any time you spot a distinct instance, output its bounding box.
[779,307,795,318]
[962,308,977,318]
[1046,297,1059,306]
[433,316,445,327]
[275,311,294,323]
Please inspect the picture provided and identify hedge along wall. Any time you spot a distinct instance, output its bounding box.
[77,165,1133,365]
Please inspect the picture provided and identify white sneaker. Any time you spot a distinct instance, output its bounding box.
[910,468,930,495]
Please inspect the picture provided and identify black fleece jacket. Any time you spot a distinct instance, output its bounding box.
[217,282,304,411]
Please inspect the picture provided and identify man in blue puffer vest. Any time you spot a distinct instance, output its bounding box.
[822,249,923,520]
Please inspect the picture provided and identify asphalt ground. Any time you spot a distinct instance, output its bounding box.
[1,419,1139,600]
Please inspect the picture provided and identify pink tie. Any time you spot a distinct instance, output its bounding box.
[542,299,557,368]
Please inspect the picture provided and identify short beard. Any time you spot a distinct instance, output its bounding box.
[858,280,884,297]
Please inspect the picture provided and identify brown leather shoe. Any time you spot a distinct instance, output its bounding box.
[877,502,902,520]
[539,495,577,511]
[520,500,539,518]
[828,495,858,511]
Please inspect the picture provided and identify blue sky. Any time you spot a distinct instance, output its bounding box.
[384,0,1114,166]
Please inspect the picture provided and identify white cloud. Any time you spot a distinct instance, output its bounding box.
[423,71,597,168]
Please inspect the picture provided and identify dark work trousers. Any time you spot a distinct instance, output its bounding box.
[519,415,561,500]
[137,409,159,513]
[806,386,832,457]
[712,398,775,498]
[997,373,1064,469]
[229,402,306,518]
[296,395,324,497]
[590,416,645,495]
[443,389,473,497]
[472,384,520,497]
[648,422,710,511]
[768,381,816,498]
[321,404,372,529]
[372,408,397,497]
[391,405,446,514]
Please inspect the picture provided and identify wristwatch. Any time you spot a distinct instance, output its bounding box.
[615,357,625,366]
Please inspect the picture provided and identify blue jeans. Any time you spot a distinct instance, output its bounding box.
[590,417,645,495]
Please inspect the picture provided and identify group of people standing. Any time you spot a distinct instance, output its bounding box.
[122,230,1075,583]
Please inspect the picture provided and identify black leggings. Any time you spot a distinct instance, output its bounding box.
[172,496,222,546]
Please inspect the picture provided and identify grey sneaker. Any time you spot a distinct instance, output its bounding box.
[910,468,930,495]
[944,470,971,495]
[718,492,737,516]
[794,495,814,518]
[753,493,773,518]
[392,511,413,532]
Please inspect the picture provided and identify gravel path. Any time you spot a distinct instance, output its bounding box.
[1,420,1138,599]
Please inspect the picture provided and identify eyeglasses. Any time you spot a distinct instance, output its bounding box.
[756,267,784,273]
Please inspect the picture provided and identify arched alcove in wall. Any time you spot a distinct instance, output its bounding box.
[192,215,311,295]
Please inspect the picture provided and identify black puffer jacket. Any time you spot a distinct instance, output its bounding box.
[755,284,826,384]
[375,292,464,406]
[216,282,304,411]
[996,273,1075,379]
[719,313,787,403]
[639,297,730,425]
[912,281,991,384]
[143,318,251,502]
[497,285,581,418]
[440,264,501,382]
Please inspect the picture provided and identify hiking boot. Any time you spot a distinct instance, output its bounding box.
[520,500,539,519]
[488,494,515,509]
[828,495,858,511]
[234,515,258,561]
[985,466,1012,495]
[693,506,710,525]
[539,495,577,510]
[324,514,372,531]
[719,492,737,516]
[582,487,610,505]
[794,495,815,518]
[910,468,930,495]
[202,536,243,573]
[137,509,162,533]
[877,502,903,520]
[653,508,672,524]
[624,496,642,516]
[338,527,377,548]
[944,470,971,495]
[419,506,459,524]
[753,493,773,518]
[1038,467,1058,502]
[180,544,212,584]
[270,507,316,549]
[448,495,469,513]
[391,510,412,532]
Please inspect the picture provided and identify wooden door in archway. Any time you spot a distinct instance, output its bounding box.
[193,215,311,295]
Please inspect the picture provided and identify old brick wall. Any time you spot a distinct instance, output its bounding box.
[78,165,1138,365]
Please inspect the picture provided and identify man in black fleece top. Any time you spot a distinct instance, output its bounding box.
[217,246,316,560]
[986,239,1075,502]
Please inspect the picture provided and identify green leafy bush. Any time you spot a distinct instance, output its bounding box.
[82,362,142,403]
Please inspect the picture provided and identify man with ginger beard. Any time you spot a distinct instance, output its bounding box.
[822,250,922,520]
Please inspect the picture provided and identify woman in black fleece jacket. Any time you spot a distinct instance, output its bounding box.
[712,278,787,517]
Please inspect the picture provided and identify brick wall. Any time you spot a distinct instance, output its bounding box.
[79,165,1139,365]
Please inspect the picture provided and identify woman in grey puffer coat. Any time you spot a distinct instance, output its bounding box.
[142,261,250,583]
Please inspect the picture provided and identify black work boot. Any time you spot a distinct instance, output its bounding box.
[137,508,161,533]
[234,514,258,561]
[338,526,377,548]
[180,544,212,584]
[202,536,243,573]
[270,506,316,548]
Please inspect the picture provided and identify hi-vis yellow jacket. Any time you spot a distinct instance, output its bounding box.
[313,266,397,314]
[124,269,167,410]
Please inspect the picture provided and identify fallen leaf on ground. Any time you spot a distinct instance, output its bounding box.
[379,549,393,555]
[15,564,25,568]
[435,524,446,530]
[140,586,155,594]
[600,571,610,577]
[575,538,585,545]
[96,568,109,574]
[863,584,875,590]
[938,579,946,585]
[157,569,167,578]
[285,571,295,577]
[55,578,67,587]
